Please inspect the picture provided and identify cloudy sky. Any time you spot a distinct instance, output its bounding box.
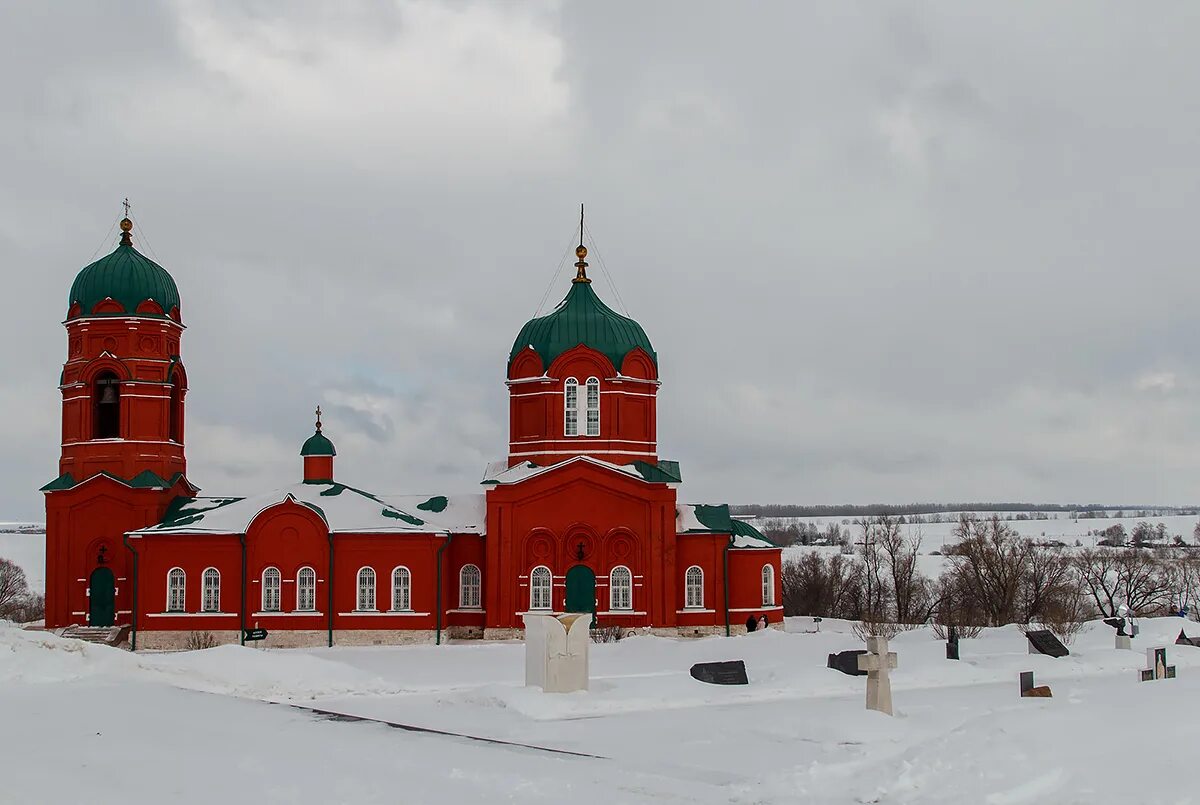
[3,2,1200,519]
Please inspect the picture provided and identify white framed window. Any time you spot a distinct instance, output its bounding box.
[685,566,704,609]
[297,566,316,612]
[761,564,775,606]
[262,567,281,612]
[391,567,412,611]
[357,567,376,611]
[530,565,552,610]
[459,564,481,609]
[585,377,600,437]
[201,567,220,613]
[564,377,579,437]
[166,567,185,612]
[610,566,632,611]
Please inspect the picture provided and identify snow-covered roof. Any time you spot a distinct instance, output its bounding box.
[675,503,777,548]
[130,482,486,536]
[481,456,681,486]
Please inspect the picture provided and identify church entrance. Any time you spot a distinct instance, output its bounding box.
[564,565,596,614]
[89,567,115,627]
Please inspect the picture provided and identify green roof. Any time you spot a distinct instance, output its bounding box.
[69,239,180,319]
[41,470,193,493]
[509,282,657,372]
[730,518,777,547]
[632,460,682,484]
[301,430,336,456]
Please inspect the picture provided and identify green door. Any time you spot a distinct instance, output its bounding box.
[89,567,115,627]
[565,565,596,614]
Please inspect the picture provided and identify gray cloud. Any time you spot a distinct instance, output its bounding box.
[3,1,1200,519]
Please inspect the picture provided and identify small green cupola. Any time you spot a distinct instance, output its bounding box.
[68,217,181,320]
[508,242,657,373]
[301,406,336,483]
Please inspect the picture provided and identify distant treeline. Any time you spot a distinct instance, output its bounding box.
[730,503,1198,518]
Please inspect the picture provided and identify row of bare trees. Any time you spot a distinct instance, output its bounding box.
[0,558,44,624]
[783,515,1200,641]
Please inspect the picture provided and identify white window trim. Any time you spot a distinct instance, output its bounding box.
[261,566,282,613]
[609,565,632,611]
[585,377,600,437]
[530,565,553,611]
[390,566,412,612]
[563,377,579,437]
[356,566,377,612]
[166,567,185,613]
[761,564,775,607]
[296,566,317,612]
[459,563,482,610]
[684,565,704,609]
[201,567,220,613]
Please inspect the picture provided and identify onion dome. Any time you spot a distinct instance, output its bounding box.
[508,244,657,372]
[68,218,180,320]
[301,407,336,456]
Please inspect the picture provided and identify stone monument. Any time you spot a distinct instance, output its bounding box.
[523,612,592,693]
[1019,670,1052,698]
[946,625,960,660]
[857,636,898,716]
[1138,647,1176,682]
[1104,617,1132,650]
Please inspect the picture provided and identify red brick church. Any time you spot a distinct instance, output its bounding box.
[43,214,781,649]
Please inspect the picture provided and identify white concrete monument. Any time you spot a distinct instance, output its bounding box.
[858,636,898,716]
[523,612,592,693]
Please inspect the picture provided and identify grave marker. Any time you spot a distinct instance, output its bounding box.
[946,625,960,661]
[1019,670,1053,698]
[1104,617,1133,650]
[1138,647,1176,682]
[827,649,868,676]
[690,660,749,685]
[1176,629,1200,648]
[857,636,898,716]
[1025,629,1069,658]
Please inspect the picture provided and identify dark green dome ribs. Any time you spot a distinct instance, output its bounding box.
[509,282,657,373]
[301,431,336,456]
[69,238,180,319]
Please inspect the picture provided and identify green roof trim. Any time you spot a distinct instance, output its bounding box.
[158,495,244,528]
[692,503,733,532]
[381,508,425,526]
[69,241,180,318]
[40,473,76,492]
[128,469,172,489]
[730,518,778,547]
[301,430,336,456]
[632,460,682,484]
[509,282,657,372]
[417,495,448,513]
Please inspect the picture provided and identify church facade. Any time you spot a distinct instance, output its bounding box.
[43,217,781,650]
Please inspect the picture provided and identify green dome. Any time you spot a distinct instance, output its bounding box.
[69,228,180,319]
[301,430,336,457]
[509,281,657,372]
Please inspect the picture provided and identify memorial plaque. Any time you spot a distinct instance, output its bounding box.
[690,660,749,685]
[827,649,869,676]
[1025,629,1069,658]
[1138,647,1176,682]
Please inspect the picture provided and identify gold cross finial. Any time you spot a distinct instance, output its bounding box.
[572,203,590,284]
[315,405,323,432]
[123,197,131,217]
[119,198,134,246]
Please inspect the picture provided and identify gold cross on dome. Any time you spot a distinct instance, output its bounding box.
[315,405,323,431]
[123,197,131,217]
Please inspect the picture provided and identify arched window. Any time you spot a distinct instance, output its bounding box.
[166,568,185,612]
[296,567,316,612]
[459,564,481,609]
[684,566,704,609]
[585,377,600,437]
[563,377,579,437]
[530,566,552,611]
[201,568,220,613]
[357,567,376,611]
[261,567,281,612]
[93,371,121,439]
[761,564,775,606]
[168,377,183,444]
[391,567,412,612]
[610,566,632,611]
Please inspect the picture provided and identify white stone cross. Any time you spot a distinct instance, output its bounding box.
[858,636,899,716]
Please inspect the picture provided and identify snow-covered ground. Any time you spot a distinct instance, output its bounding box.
[3,617,1199,803]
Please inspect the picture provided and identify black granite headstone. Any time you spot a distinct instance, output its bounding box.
[946,625,960,660]
[827,649,869,676]
[1020,670,1034,694]
[690,660,749,685]
[1025,629,1069,658]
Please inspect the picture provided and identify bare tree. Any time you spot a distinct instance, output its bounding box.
[0,558,30,620]
[945,515,1028,625]
[1075,549,1122,616]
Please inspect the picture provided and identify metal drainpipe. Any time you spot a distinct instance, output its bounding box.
[122,534,138,651]
[239,533,247,646]
[327,532,334,648]
[436,532,453,645]
[723,534,734,637]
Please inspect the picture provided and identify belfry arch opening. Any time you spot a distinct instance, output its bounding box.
[93,371,121,439]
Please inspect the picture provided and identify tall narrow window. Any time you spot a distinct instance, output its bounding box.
[261,567,281,612]
[564,377,579,437]
[357,567,376,611]
[201,568,220,613]
[297,567,316,612]
[391,567,412,611]
[166,568,185,612]
[168,378,183,444]
[610,566,632,611]
[93,371,121,439]
[459,564,481,609]
[685,566,704,609]
[530,566,552,611]
[585,377,600,437]
[762,564,775,606]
